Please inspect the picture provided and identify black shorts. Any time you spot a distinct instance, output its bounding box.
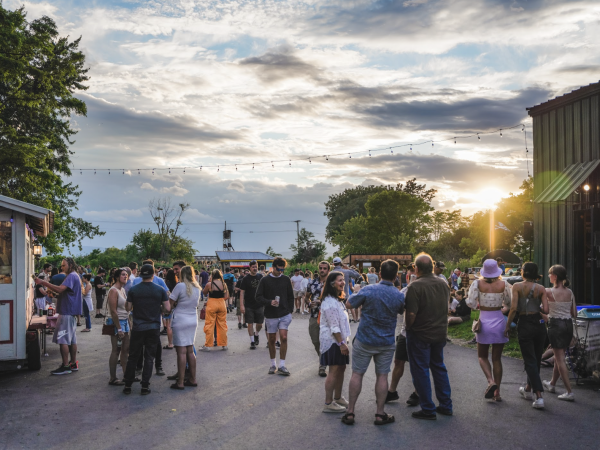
[320,343,350,367]
[244,307,265,325]
[395,334,409,362]
[548,318,573,349]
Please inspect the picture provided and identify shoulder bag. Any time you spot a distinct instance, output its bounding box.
[101,288,116,336]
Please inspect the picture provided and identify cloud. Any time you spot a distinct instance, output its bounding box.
[160,185,189,196]
[83,208,143,221]
[140,182,156,191]
[227,181,245,192]
[238,45,322,83]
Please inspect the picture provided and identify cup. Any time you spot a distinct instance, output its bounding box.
[274,296,280,307]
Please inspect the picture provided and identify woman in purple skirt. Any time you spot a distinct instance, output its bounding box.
[467,259,512,401]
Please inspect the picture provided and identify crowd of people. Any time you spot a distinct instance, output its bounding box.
[33,251,577,422]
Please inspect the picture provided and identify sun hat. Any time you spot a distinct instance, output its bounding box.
[481,259,502,278]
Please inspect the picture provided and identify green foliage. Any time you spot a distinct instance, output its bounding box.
[0,5,103,254]
[324,179,436,243]
[289,228,327,264]
[265,246,282,257]
[331,189,433,256]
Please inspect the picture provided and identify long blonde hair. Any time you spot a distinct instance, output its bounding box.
[180,266,200,297]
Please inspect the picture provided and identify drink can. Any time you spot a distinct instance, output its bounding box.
[274,296,280,306]
[117,339,122,347]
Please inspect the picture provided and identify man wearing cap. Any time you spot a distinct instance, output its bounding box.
[332,257,362,298]
[496,257,506,275]
[434,261,447,282]
[123,264,170,395]
[93,268,107,318]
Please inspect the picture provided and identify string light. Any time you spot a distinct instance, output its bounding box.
[94,169,96,175]
[410,145,412,151]
[369,150,371,157]
[522,124,525,132]
[390,147,393,155]
[169,168,171,174]
[152,168,155,175]
[289,160,291,167]
[108,169,110,175]
[432,141,434,147]
[477,133,480,141]
[183,167,186,174]
[218,165,220,172]
[271,161,274,168]
[200,166,202,171]
[253,163,255,170]
[122,169,125,175]
[80,170,82,175]
[500,129,503,137]
[349,153,351,159]
[325,155,328,161]
[235,165,238,171]
[310,157,312,163]
[137,169,140,175]
[454,138,456,144]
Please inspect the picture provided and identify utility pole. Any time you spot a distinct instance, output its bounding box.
[293,220,301,259]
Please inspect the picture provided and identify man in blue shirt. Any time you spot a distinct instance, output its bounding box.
[342,259,405,426]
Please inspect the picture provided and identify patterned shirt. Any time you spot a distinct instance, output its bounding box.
[308,278,325,318]
[348,280,405,347]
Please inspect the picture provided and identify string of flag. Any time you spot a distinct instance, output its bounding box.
[73,123,530,175]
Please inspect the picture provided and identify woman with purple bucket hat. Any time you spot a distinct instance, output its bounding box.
[466,259,512,401]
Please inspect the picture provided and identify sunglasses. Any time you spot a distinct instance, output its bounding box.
[275,266,285,271]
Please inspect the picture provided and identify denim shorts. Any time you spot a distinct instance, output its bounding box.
[265,313,292,333]
[351,338,396,374]
[106,317,130,335]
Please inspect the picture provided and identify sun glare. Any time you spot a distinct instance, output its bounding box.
[478,187,506,205]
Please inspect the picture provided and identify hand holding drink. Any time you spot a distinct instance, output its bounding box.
[271,296,280,307]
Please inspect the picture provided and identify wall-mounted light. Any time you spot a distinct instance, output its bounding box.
[33,244,42,256]
[583,184,590,192]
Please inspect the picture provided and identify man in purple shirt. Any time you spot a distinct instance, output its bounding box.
[36,257,83,375]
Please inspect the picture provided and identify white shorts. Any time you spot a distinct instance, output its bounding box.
[265,313,293,333]
[293,289,304,299]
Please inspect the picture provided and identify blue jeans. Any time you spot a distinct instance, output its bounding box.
[406,331,452,414]
[82,301,91,329]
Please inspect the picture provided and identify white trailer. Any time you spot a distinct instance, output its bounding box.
[0,195,53,371]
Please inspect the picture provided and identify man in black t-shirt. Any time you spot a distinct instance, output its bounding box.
[93,269,107,318]
[240,260,264,350]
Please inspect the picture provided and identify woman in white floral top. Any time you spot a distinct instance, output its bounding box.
[319,271,351,414]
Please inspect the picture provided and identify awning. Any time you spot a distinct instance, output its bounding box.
[535,160,600,203]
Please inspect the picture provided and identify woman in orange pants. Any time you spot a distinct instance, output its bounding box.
[201,269,229,351]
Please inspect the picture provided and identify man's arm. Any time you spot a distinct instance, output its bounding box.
[35,278,67,294]
[255,278,269,307]
[161,290,171,314]
[345,292,365,310]
[404,286,418,330]
[287,279,295,314]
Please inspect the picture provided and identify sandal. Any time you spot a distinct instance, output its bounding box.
[170,384,185,390]
[184,380,198,387]
[81,329,91,332]
[374,413,395,425]
[492,395,502,402]
[163,345,174,350]
[485,384,498,399]
[341,413,355,425]
[108,379,125,386]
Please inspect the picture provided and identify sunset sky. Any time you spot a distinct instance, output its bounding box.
[7,0,600,257]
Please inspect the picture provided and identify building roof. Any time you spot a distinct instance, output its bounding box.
[535,161,600,203]
[215,251,275,261]
[527,80,600,116]
[0,194,54,236]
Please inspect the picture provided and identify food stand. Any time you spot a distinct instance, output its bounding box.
[0,195,54,371]
[215,251,275,271]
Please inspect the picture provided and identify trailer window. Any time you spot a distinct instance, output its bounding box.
[0,221,12,284]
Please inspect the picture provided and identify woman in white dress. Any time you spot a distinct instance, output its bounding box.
[170,265,201,390]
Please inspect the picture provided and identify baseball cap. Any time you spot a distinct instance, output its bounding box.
[140,264,154,279]
[435,261,446,269]
[333,257,342,264]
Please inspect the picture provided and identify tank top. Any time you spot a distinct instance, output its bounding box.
[209,281,225,299]
[548,288,575,319]
[83,282,92,302]
[109,286,129,320]
[516,283,542,314]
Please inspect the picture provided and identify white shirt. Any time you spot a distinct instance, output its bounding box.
[466,280,512,309]
[290,275,304,291]
[449,298,459,312]
[300,277,309,292]
[319,295,351,354]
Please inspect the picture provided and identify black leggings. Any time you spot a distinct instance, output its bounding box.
[517,315,547,393]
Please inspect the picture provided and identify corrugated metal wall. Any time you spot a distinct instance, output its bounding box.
[532,93,600,288]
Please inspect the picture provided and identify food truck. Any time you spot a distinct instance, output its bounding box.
[0,195,54,371]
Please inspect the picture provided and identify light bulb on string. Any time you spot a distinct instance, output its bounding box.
[122,169,125,175]
[454,138,456,144]
[432,141,434,147]
[410,145,412,151]
[200,166,202,171]
[271,161,274,168]
[369,150,371,157]
[521,124,525,132]
[390,147,393,155]
[310,157,312,163]
[218,165,220,172]
[253,163,255,170]
[500,129,503,138]
[477,133,480,141]
[169,168,171,174]
[289,160,291,167]
[152,168,155,175]
[183,168,186,174]
[235,165,238,171]
[325,155,328,161]
[80,170,82,175]
[94,169,96,175]
[108,169,111,175]
[138,169,140,175]
[349,153,351,159]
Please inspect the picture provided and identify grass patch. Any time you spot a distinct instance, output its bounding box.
[447,311,522,359]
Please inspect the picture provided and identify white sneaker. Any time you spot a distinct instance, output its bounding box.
[558,392,574,402]
[334,396,349,407]
[199,346,211,352]
[542,380,555,393]
[323,402,347,413]
[519,387,533,400]
[532,398,545,409]
[222,346,228,351]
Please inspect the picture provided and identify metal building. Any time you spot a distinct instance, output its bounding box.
[527,81,600,304]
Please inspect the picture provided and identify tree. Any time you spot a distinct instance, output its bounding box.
[289,228,327,264]
[148,197,190,260]
[332,189,433,256]
[132,228,195,262]
[0,5,103,254]
[324,178,436,242]
[265,246,282,257]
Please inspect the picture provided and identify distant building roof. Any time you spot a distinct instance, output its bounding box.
[215,251,275,261]
[527,80,600,116]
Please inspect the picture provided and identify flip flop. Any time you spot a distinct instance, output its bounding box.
[170,384,185,390]
[485,384,498,399]
[81,329,91,332]
[163,345,174,350]
[108,379,125,386]
[183,381,198,387]
[374,413,395,425]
